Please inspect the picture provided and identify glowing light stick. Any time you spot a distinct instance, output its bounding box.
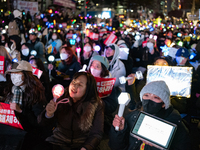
[52,84,64,102]
[115,92,131,131]
[30,50,37,56]
[119,71,143,84]
[48,55,55,76]
[79,64,87,72]
[76,47,81,59]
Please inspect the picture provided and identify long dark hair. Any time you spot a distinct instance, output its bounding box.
[4,71,46,106]
[58,72,100,104]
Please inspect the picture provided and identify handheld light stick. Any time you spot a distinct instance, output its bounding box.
[52,84,64,102]
[79,64,87,72]
[76,47,81,59]
[119,76,133,84]
[119,71,143,84]
[116,92,131,131]
[48,55,55,76]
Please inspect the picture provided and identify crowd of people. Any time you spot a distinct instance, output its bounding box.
[0,9,200,150]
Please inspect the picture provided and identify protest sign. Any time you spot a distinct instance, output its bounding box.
[94,77,116,98]
[17,1,38,16]
[89,32,99,41]
[0,102,23,130]
[32,66,43,79]
[0,56,4,74]
[103,33,117,45]
[147,65,193,98]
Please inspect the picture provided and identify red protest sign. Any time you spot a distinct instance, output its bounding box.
[0,102,23,130]
[94,77,116,98]
[66,33,73,39]
[103,33,117,45]
[32,66,43,79]
[99,29,107,38]
[89,32,99,41]
[142,41,147,48]
[62,23,67,28]
[0,56,4,74]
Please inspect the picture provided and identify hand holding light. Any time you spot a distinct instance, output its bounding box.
[115,92,131,131]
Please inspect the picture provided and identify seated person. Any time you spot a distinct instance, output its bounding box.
[48,46,82,87]
[87,55,118,134]
[109,80,191,150]
[104,44,126,91]
[37,72,104,150]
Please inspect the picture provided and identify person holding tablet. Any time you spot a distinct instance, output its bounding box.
[109,80,191,150]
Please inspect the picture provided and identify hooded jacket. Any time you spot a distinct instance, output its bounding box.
[104,44,126,91]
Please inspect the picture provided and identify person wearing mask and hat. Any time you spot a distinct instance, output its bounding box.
[2,60,48,149]
[174,47,191,67]
[27,30,46,63]
[104,43,126,92]
[109,80,191,150]
[87,55,118,134]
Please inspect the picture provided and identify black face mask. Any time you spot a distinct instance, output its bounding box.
[106,56,113,61]
[142,99,164,115]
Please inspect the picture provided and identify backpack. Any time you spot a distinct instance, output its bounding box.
[8,20,20,36]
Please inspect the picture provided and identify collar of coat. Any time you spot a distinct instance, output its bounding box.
[72,100,99,132]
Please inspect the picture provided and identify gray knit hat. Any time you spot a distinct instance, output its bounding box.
[88,55,109,70]
[140,81,171,109]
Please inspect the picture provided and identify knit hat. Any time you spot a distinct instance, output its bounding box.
[175,47,190,58]
[88,55,109,70]
[6,60,33,73]
[140,81,171,109]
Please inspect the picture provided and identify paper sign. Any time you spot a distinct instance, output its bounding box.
[89,32,99,41]
[46,44,53,54]
[147,65,193,98]
[168,47,178,58]
[62,23,67,28]
[99,30,107,38]
[32,66,43,79]
[119,48,129,60]
[0,102,23,130]
[0,56,4,74]
[17,1,38,16]
[103,33,117,45]
[94,77,116,98]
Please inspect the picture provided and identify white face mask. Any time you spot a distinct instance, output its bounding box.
[52,35,57,40]
[60,53,69,60]
[176,56,185,65]
[22,48,29,56]
[90,68,101,77]
[11,73,24,86]
[84,46,92,52]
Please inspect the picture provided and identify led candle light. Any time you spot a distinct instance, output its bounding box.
[52,84,64,102]
[116,92,131,131]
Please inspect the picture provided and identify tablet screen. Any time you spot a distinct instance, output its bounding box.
[131,112,177,149]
